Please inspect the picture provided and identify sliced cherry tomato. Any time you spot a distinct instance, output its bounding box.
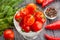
[31,21,43,32]
[24,14,35,26]
[26,3,37,14]
[4,29,14,40]
[36,0,43,4]
[15,12,21,22]
[21,24,30,32]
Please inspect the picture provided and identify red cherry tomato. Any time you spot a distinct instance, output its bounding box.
[35,11,43,17]
[15,8,29,22]
[26,3,37,14]
[22,24,30,32]
[34,11,45,23]
[20,8,29,18]
[36,0,43,4]
[24,14,35,26]
[31,21,43,32]
[4,29,14,40]
[15,12,21,22]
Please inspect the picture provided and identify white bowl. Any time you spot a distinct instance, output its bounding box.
[44,7,57,20]
[13,7,45,39]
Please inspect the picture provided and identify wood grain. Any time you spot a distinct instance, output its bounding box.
[0,0,60,40]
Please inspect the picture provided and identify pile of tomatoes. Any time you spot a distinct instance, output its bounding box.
[15,3,46,32]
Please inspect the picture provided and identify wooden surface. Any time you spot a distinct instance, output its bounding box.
[0,0,60,40]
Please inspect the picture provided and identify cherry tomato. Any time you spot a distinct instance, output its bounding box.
[34,11,46,23]
[35,11,44,17]
[20,8,29,18]
[35,11,43,22]
[15,12,21,22]
[34,11,42,18]
[24,14,35,26]
[22,24,30,32]
[26,3,37,14]
[31,21,42,32]
[15,8,29,22]
[36,0,43,4]
[4,29,14,40]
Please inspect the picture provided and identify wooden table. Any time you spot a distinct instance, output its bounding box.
[0,0,60,40]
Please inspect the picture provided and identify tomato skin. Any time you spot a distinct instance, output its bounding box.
[19,20,30,32]
[34,11,42,20]
[15,8,29,22]
[31,21,42,32]
[34,11,45,23]
[21,24,30,32]
[15,13,21,22]
[20,8,29,18]
[4,29,14,39]
[36,0,43,4]
[26,3,37,14]
[24,14,35,26]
